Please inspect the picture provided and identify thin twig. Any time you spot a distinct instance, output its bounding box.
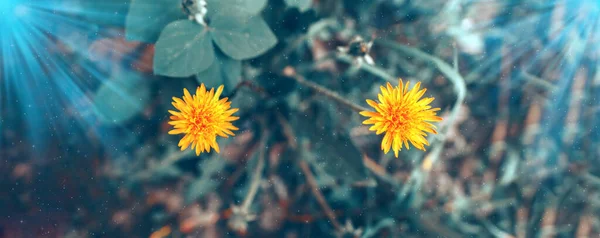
[363,155,400,186]
[276,111,298,149]
[521,71,557,93]
[225,80,269,99]
[299,160,343,231]
[285,68,369,113]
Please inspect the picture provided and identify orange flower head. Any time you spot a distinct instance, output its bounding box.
[360,79,442,157]
[168,84,239,155]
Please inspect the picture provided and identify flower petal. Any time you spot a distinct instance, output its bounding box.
[361,79,442,157]
[168,84,239,156]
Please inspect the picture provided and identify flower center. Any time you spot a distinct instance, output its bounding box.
[190,109,214,135]
[388,107,411,133]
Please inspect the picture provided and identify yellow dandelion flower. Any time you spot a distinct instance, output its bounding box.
[168,84,239,155]
[360,78,442,157]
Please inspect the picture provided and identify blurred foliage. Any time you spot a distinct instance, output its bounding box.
[2,0,600,237]
[93,71,150,124]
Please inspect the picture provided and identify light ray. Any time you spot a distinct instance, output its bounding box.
[469,0,600,159]
[0,0,138,157]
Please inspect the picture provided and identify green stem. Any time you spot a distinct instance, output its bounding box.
[336,55,397,84]
[241,134,267,211]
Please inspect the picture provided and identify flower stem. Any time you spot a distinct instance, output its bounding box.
[241,138,266,211]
